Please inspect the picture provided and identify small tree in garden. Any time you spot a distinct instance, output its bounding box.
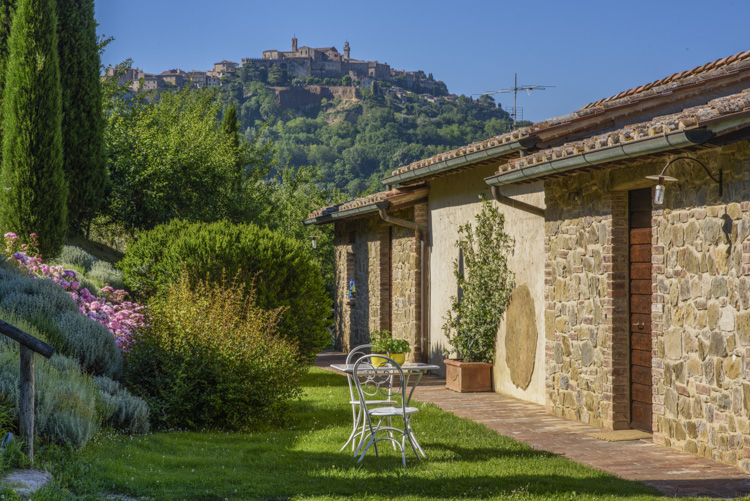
[124,274,303,430]
[443,197,514,363]
[0,0,67,257]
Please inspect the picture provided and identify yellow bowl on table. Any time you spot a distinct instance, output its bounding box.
[371,353,405,367]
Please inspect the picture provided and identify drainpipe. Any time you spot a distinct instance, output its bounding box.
[490,185,546,217]
[375,201,429,362]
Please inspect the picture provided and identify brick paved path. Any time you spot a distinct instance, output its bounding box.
[316,351,750,498]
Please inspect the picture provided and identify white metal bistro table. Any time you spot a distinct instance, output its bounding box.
[330,362,439,457]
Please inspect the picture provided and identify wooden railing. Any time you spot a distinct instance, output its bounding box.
[0,319,55,465]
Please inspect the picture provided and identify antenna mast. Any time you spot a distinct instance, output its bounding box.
[474,73,553,129]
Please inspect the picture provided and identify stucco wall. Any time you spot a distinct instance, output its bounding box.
[428,165,547,404]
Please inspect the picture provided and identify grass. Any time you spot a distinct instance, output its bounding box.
[24,368,686,500]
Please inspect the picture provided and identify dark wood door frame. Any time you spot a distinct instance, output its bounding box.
[629,188,653,432]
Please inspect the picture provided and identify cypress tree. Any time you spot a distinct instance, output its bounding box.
[0,0,16,165]
[222,104,240,151]
[222,104,243,218]
[57,0,106,234]
[0,0,67,257]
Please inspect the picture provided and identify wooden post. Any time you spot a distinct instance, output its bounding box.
[0,319,54,466]
[19,346,34,465]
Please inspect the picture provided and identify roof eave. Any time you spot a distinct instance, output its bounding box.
[484,128,718,187]
[381,136,538,187]
[302,204,380,226]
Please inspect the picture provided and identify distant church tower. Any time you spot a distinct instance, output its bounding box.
[292,36,298,52]
[343,41,350,61]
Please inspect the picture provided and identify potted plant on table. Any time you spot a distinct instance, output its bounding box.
[443,197,514,392]
[370,330,411,366]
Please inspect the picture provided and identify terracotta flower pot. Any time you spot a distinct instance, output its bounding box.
[444,359,492,393]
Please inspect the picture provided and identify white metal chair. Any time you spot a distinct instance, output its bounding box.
[340,344,395,452]
[352,354,422,466]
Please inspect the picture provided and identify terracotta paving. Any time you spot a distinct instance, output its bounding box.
[315,351,750,499]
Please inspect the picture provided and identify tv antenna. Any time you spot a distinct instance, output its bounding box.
[474,73,553,129]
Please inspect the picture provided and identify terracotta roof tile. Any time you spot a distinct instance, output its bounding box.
[306,190,398,220]
[384,50,750,185]
[583,51,750,109]
[387,129,532,178]
[495,90,750,176]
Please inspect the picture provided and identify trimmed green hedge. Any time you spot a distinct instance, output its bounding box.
[119,220,331,362]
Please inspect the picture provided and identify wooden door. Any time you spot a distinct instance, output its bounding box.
[629,189,652,432]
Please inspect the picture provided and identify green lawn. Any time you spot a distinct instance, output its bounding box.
[38,369,682,500]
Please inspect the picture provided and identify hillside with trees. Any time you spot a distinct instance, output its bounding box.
[216,70,517,195]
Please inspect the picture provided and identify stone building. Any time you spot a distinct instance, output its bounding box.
[305,50,750,471]
[253,37,391,81]
[159,69,187,87]
[104,66,216,91]
[211,60,239,76]
[272,85,360,109]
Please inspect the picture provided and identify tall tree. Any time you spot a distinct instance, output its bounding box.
[0,0,16,166]
[222,104,240,152]
[0,0,67,257]
[57,0,106,235]
[222,103,242,216]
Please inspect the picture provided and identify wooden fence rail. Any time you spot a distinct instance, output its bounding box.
[0,318,55,465]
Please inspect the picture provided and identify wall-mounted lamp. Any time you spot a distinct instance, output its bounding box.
[645,156,722,205]
[567,190,583,205]
[310,232,318,249]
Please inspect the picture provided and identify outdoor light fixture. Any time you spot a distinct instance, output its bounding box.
[567,190,583,205]
[310,232,318,249]
[645,156,722,206]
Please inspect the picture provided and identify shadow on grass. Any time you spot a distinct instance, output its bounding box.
[86,423,662,501]
[299,369,347,388]
[104,444,661,500]
[82,368,664,500]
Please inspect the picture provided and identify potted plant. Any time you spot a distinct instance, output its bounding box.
[443,198,514,392]
[370,330,411,366]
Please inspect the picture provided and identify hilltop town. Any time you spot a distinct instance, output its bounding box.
[106,38,449,102]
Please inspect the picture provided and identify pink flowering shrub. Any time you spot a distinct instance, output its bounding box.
[3,233,146,350]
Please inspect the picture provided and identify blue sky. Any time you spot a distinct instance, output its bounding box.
[95,0,748,122]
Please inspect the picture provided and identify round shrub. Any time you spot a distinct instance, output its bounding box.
[78,276,100,296]
[55,246,98,271]
[0,276,123,380]
[0,349,99,448]
[94,376,150,434]
[0,277,79,320]
[51,311,122,379]
[0,261,20,283]
[119,220,331,363]
[86,260,125,290]
[124,275,303,430]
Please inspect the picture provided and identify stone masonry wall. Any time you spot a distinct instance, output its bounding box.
[389,207,423,361]
[334,217,379,352]
[545,141,750,472]
[332,206,424,359]
[651,144,750,469]
[545,174,627,430]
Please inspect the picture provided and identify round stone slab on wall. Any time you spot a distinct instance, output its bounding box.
[505,284,538,390]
